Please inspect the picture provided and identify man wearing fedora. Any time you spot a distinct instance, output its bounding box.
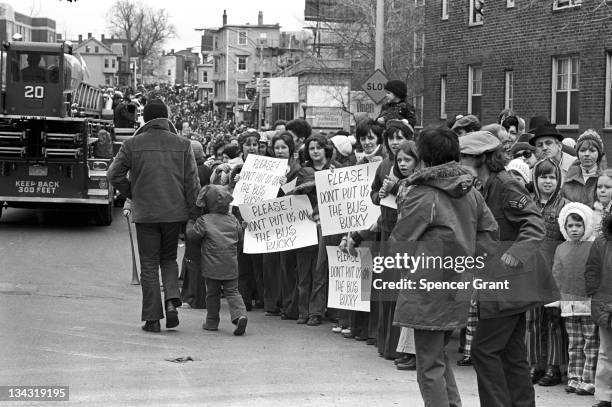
[528,117,574,179]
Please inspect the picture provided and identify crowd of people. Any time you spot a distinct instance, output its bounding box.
[106,79,612,407]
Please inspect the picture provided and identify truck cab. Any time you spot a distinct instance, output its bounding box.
[0,40,115,225]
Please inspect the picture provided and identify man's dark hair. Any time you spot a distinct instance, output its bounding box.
[501,115,519,132]
[273,120,287,129]
[286,119,312,140]
[416,126,460,167]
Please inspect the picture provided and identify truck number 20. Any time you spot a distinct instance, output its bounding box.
[24,86,44,99]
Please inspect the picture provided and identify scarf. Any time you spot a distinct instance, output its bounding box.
[580,164,598,182]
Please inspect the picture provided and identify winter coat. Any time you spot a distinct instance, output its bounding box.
[108,118,200,223]
[391,162,499,330]
[186,186,243,281]
[478,170,559,319]
[376,100,416,128]
[531,159,568,275]
[552,202,595,317]
[293,159,340,219]
[585,212,612,327]
[370,158,398,233]
[561,160,600,207]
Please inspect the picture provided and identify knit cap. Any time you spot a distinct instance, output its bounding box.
[384,80,407,99]
[506,159,531,184]
[331,135,353,157]
[576,129,604,155]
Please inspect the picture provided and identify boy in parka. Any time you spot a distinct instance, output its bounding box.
[186,185,248,336]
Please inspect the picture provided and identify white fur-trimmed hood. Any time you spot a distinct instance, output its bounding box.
[558,201,595,241]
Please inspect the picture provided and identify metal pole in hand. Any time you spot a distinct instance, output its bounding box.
[125,213,140,285]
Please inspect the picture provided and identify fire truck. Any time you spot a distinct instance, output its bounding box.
[0,39,118,225]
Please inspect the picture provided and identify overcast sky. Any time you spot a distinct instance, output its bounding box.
[7,0,307,51]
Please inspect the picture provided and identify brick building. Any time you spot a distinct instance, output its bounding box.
[0,2,55,43]
[423,0,612,155]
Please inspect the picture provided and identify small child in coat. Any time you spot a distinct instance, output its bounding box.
[551,202,599,395]
[186,184,248,336]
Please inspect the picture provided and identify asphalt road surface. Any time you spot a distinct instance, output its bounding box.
[0,207,597,406]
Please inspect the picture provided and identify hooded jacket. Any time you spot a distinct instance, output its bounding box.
[186,185,243,280]
[585,212,612,327]
[477,169,558,319]
[108,118,200,223]
[390,162,499,330]
[552,202,595,317]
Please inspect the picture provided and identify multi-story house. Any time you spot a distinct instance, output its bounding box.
[424,0,612,158]
[73,34,118,87]
[200,10,281,122]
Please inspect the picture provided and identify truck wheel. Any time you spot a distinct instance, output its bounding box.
[95,203,113,226]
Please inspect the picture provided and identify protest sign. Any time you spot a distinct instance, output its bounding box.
[232,155,287,205]
[239,195,317,253]
[280,178,297,195]
[380,194,397,209]
[315,161,381,236]
[327,246,372,312]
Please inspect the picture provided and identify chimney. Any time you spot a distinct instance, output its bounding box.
[101,34,105,41]
[258,11,263,25]
[78,34,82,43]
[222,10,227,26]
[88,32,92,39]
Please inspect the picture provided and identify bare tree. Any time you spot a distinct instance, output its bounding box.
[106,0,175,85]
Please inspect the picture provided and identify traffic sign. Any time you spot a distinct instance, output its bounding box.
[361,69,389,104]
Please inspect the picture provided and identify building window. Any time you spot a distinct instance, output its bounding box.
[112,59,116,68]
[85,46,90,53]
[412,95,424,128]
[95,46,99,53]
[238,83,247,99]
[507,0,515,7]
[606,53,612,128]
[505,70,514,111]
[468,65,482,118]
[440,75,447,120]
[552,56,579,127]
[104,58,109,68]
[469,0,484,25]
[237,56,247,71]
[413,32,424,67]
[202,71,208,83]
[553,0,582,10]
[238,31,248,46]
[442,0,449,19]
[168,69,172,76]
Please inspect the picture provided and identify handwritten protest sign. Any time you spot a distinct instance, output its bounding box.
[239,195,317,253]
[327,246,372,312]
[232,155,287,205]
[315,161,381,236]
[281,178,297,195]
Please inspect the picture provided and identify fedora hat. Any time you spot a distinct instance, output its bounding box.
[528,124,564,146]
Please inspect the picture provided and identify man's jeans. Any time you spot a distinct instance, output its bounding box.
[135,222,182,321]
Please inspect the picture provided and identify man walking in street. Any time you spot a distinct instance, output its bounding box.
[108,99,200,333]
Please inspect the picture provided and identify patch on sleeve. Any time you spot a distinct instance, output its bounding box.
[507,195,528,210]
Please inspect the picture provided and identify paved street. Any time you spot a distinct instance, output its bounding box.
[0,207,596,406]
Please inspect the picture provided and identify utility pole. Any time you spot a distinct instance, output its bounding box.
[257,33,266,130]
[375,0,384,71]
